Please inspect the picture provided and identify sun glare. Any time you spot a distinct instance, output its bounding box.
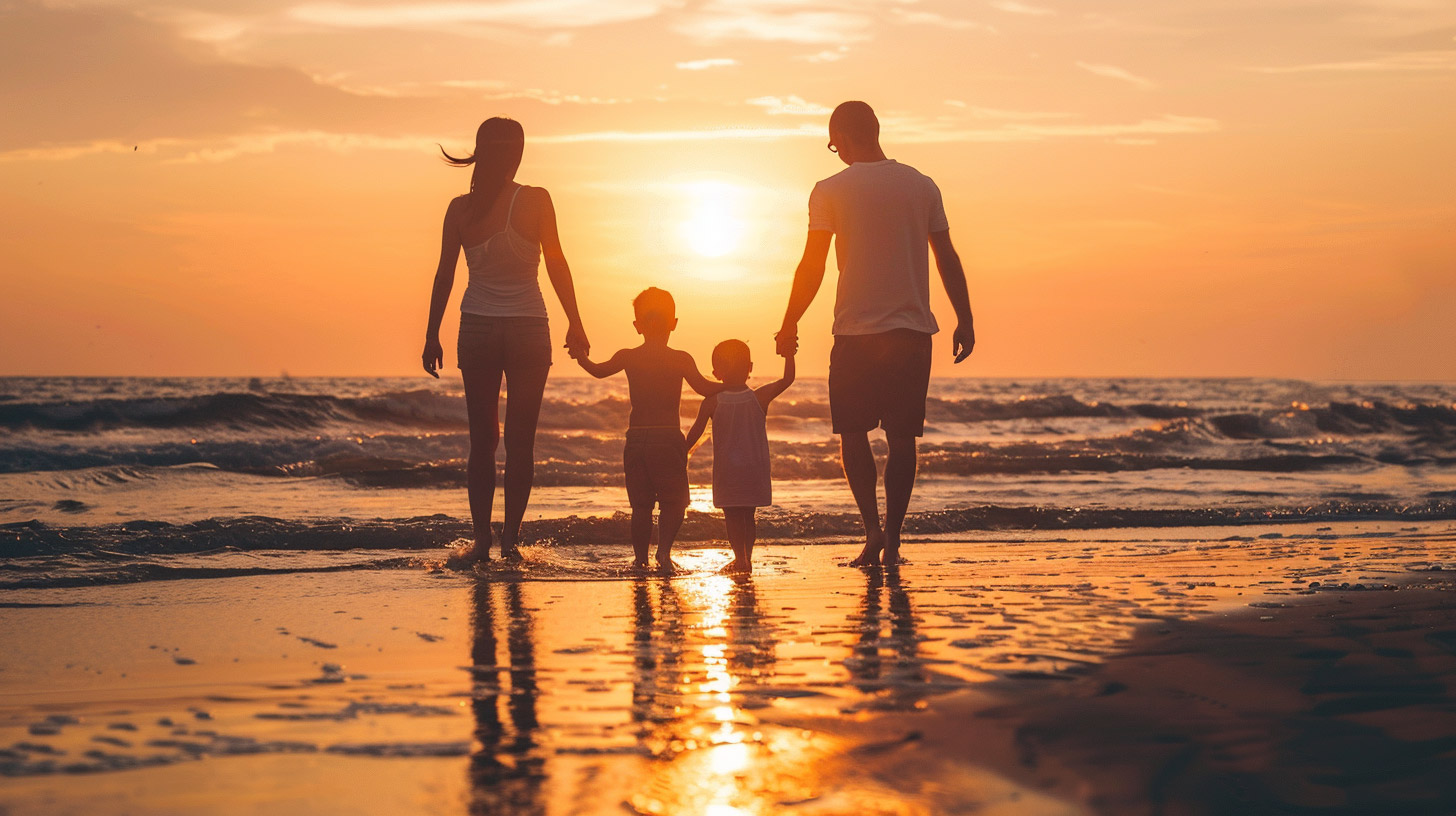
[680,181,746,259]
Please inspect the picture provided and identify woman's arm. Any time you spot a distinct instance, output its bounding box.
[537,188,589,360]
[755,353,796,411]
[684,395,715,453]
[422,199,462,378]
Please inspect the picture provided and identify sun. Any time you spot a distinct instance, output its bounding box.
[679,181,746,258]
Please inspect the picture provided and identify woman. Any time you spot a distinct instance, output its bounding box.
[422,117,588,563]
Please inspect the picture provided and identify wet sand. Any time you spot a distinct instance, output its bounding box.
[2,522,1455,815]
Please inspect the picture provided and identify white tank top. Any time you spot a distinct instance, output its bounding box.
[459,186,548,319]
[711,389,772,509]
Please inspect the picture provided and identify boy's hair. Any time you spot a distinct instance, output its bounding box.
[712,339,751,376]
[633,287,675,326]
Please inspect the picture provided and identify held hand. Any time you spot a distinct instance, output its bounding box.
[422,336,444,378]
[952,322,975,364]
[564,322,589,360]
[774,326,798,358]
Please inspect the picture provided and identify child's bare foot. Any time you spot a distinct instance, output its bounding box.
[847,528,885,567]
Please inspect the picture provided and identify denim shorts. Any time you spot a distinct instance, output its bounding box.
[457,313,551,374]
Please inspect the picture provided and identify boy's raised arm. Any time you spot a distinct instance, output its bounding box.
[755,352,796,410]
[577,349,627,379]
[684,395,715,452]
[679,352,725,397]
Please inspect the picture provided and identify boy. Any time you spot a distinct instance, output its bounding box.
[574,288,721,571]
[685,340,795,573]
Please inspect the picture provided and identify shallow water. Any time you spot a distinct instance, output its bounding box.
[2,527,1454,814]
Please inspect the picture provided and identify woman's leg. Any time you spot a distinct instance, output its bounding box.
[500,364,550,556]
[462,366,503,558]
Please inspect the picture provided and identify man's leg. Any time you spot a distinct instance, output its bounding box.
[842,431,885,566]
[882,432,917,564]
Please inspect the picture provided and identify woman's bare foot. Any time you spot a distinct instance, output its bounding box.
[847,528,885,567]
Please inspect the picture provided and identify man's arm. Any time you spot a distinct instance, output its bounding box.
[754,353,796,411]
[776,230,832,357]
[577,349,628,379]
[929,229,975,363]
[684,395,715,452]
[679,353,725,397]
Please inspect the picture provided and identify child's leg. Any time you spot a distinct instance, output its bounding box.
[656,503,686,567]
[724,508,754,571]
[629,503,653,567]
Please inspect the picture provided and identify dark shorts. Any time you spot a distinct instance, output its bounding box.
[624,428,689,510]
[829,329,933,437]
[457,313,551,374]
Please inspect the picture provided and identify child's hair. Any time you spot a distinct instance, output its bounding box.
[712,339,751,379]
[633,287,675,327]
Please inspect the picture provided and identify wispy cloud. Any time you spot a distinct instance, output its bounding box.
[891,113,1219,143]
[1250,51,1456,74]
[287,0,678,30]
[746,95,831,115]
[676,57,738,70]
[0,131,441,164]
[988,1,1053,16]
[674,2,873,44]
[532,125,824,143]
[798,46,850,63]
[890,7,998,33]
[1076,61,1156,89]
[946,101,1076,120]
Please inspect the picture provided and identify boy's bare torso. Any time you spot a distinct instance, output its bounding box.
[620,344,693,429]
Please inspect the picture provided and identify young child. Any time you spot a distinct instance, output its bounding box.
[685,340,795,573]
[573,288,721,571]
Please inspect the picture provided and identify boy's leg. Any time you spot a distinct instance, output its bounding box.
[656,503,686,568]
[841,431,885,566]
[500,364,549,558]
[882,432,917,565]
[461,366,504,559]
[630,504,654,567]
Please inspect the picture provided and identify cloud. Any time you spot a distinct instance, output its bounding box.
[890,7,998,33]
[1249,51,1456,73]
[673,2,873,44]
[1076,61,1156,89]
[676,57,738,70]
[797,46,850,62]
[286,0,679,30]
[987,1,1053,16]
[890,113,1219,143]
[531,125,824,143]
[0,131,439,164]
[746,95,831,115]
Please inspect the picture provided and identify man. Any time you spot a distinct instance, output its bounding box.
[776,100,975,566]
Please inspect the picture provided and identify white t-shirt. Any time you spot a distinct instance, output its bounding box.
[807,159,949,336]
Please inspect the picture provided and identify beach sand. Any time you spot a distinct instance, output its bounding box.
[2,522,1455,815]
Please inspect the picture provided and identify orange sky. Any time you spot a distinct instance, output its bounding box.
[2,0,1454,379]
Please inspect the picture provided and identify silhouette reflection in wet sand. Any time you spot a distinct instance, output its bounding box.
[467,579,543,815]
[846,566,935,712]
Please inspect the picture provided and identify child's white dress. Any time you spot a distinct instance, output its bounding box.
[711,389,772,509]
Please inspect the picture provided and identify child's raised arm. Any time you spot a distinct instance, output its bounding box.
[678,351,725,397]
[754,351,796,411]
[684,395,716,453]
[577,349,628,379]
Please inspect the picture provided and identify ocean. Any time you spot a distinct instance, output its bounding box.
[3,376,1455,589]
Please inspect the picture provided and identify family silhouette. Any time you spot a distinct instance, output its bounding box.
[422,101,975,573]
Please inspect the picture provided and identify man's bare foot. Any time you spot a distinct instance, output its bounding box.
[655,558,678,576]
[847,529,885,567]
[499,541,523,561]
